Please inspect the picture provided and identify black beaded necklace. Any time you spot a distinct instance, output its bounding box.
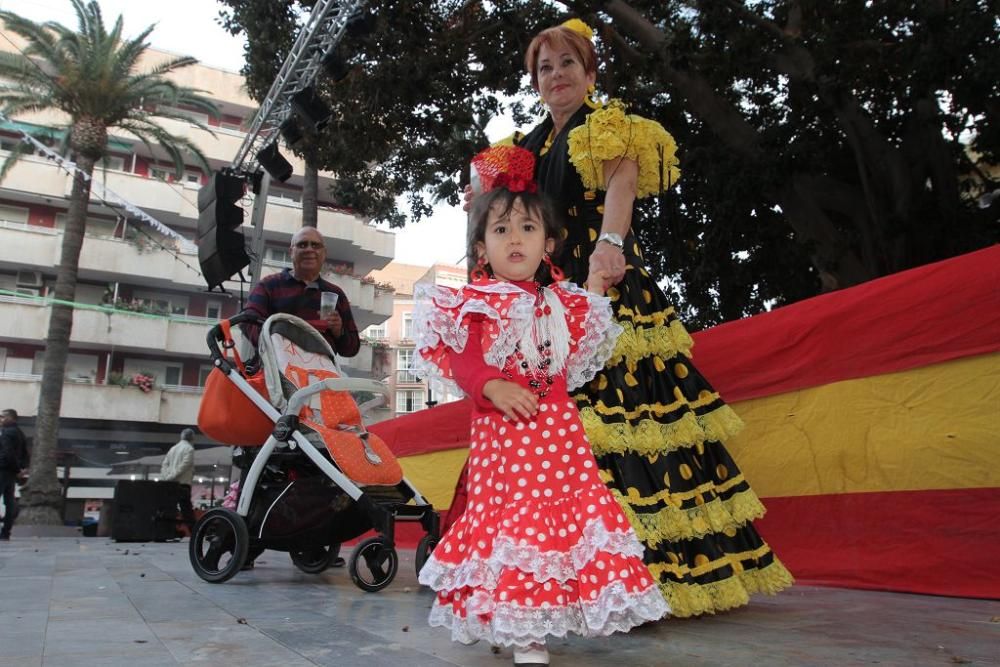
[501,285,555,398]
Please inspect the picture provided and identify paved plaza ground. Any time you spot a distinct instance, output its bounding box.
[0,535,997,666]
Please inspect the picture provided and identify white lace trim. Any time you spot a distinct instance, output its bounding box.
[419,518,644,592]
[560,282,622,390]
[428,580,669,647]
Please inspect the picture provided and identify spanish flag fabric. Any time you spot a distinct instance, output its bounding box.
[372,245,1000,600]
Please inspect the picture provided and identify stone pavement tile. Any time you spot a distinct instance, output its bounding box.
[0,657,41,667]
[48,596,140,622]
[252,618,459,667]
[0,610,47,660]
[41,617,162,657]
[149,619,315,665]
[0,575,51,612]
[116,580,238,623]
[42,653,179,667]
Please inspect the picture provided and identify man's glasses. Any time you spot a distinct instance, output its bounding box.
[294,241,325,250]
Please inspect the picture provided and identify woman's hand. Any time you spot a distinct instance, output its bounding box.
[589,242,626,285]
[462,183,475,212]
[483,379,539,421]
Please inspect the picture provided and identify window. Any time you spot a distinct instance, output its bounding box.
[401,313,415,339]
[103,155,126,171]
[163,365,182,386]
[197,365,213,387]
[365,323,386,339]
[184,172,201,185]
[266,246,292,267]
[0,204,29,224]
[0,137,17,152]
[397,349,418,383]
[206,300,222,320]
[396,389,423,414]
[150,167,170,181]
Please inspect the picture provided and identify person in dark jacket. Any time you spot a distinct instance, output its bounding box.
[0,409,30,540]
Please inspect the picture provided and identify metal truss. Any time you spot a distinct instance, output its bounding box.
[231,0,368,172]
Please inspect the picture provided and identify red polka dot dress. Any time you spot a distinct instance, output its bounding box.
[414,279,670,647]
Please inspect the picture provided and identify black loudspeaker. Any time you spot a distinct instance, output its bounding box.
[257,142,293,182]
[198,171,250,290]
[290,86,332,132]
[112,480,184,542]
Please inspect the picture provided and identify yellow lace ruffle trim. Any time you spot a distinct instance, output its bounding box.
[607,319,694,367]
[583,402,745,457]
[567,99,681,199]
[611,486,767,546]
[656,559,795,618]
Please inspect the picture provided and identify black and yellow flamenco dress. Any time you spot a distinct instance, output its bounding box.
[513,100,794,617]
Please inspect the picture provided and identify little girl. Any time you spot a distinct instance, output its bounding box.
[414,146,669,666]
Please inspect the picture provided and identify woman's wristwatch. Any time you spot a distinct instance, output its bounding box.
[597,232,624,250]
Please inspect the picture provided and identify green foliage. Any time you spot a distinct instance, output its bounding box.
[218,0,999,327]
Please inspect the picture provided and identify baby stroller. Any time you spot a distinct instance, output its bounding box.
[190,312,439,591]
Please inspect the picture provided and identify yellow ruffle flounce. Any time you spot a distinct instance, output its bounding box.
[567,99,681,199]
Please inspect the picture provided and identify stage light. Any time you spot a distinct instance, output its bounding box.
[257,141,293,183]
[291,86,332,132]
[280,116,304,149]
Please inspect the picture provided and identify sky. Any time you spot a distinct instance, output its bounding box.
[3,0,486,268]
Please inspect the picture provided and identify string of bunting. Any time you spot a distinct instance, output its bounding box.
[0,110,197,254]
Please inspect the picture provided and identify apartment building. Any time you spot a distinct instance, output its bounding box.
[364,262,467,418]
[0,34,394,517]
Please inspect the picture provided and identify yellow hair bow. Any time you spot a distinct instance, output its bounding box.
[562,18,594,40]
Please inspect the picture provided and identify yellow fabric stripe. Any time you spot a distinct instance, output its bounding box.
[396,447,469,509]
[725,352,1000,497]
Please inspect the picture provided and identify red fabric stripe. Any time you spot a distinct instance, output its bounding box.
[755,488,1000,599]
[692,245,1000,402]
[369,398,472,458]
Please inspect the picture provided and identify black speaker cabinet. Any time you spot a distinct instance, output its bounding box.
[112,480,183,542]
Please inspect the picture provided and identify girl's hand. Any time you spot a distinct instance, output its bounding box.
[482,379,539,421]
[589,242,626,285]
[587,269,611,294]
[462,184,475,212]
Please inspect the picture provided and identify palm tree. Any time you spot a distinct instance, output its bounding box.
[0,0,219,524]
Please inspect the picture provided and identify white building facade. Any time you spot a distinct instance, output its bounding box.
[0,34,394,517]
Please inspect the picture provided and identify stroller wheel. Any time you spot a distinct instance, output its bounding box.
[415,534,439,577]
[189,508,249,583]
[290,544,339,574]
[349,536,398,593]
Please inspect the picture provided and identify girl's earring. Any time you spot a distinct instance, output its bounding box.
[538,94,546,107]
[471,255,490,284]
[584,83,601,110]
[543,253,565,282]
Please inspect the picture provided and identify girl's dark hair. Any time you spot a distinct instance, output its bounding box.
[466,188,564,284]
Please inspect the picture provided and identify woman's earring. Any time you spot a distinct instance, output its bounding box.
[471,255,490,284]
[543,253,565,282]
[584,84,601,110]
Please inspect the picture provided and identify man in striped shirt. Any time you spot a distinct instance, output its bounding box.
[243,226,360,357]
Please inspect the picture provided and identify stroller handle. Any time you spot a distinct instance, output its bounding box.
[206,312,264,368]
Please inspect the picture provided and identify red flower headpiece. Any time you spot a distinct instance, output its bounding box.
[470,145,537,194]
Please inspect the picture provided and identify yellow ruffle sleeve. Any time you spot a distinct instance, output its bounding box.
[567,100,681,199]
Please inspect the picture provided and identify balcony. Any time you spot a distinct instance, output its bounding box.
[0,226,394,326]
[0,156,395,269]
[0,374,202,425]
